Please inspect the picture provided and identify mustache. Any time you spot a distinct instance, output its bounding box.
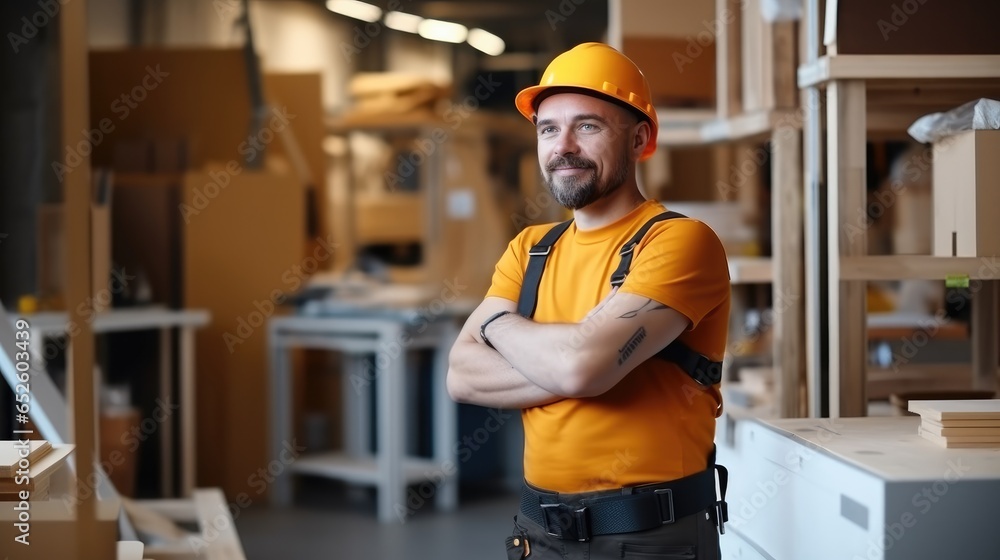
[546,155,596,173]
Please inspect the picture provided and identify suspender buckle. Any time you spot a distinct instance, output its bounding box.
[528,245,553,256]
[691,355,723,386]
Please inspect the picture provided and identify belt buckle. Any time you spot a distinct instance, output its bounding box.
[539,503,591,542]
[654,488,675,524]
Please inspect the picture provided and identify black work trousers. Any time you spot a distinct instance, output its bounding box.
[505,507,720,560]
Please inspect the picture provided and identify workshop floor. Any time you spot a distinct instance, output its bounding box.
[236,480,519,560]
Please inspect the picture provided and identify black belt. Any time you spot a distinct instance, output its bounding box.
[520,464,727,542]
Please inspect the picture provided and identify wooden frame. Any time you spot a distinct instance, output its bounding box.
[801,0,1000,418]
[631,0,808,418]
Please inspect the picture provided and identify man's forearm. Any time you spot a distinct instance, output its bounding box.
[447,339,564,409]
[485,315,587,395]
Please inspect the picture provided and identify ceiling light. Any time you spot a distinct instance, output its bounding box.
[467,28,505,56]
[384,11,423,34]
[326,0,382,23]
[417,18,468,44]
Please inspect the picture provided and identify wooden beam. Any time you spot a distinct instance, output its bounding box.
[741,0,767,112]
[799,55,1000,88]
[728,256,773,285]
[840,256,1000,280]
[61,0,100,557]
[803,85,825,418]
[972,281,999,394]
[772,20,798,109]
[827,80,868,418]
[771,127,805,418]
[715,0,743,118]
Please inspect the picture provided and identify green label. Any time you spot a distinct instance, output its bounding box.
[945,274,970,289]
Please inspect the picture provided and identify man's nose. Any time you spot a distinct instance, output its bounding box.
[553,130,579,156]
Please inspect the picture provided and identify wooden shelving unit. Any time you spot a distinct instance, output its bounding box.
[611,0,808,418]
[800,0,1000,418]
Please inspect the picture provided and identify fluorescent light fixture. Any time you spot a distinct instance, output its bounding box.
[326,0,382,23]
[467,28,505,56]
[384,11,423,33]
[418,18,468,44]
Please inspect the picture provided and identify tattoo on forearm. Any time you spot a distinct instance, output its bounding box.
[618,327,647,365]
[618,299,668,319]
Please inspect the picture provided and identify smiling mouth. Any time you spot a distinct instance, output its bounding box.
[551,166,591,173]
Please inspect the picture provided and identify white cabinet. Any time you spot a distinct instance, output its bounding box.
[718,414,1000,559]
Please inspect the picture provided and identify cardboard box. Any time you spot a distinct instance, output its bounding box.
[933,130,1000,257]
[827,0,1000,55]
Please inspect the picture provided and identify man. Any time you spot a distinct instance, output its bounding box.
[447,43,731,559]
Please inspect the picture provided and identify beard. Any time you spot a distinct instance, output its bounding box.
[543,151,630,210]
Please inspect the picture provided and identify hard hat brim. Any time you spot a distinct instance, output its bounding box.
[514,84,658,161]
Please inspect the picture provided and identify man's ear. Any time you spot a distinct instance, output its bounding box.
[631,120,652,159]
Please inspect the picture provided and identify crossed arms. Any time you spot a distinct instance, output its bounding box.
[446,289,690,409]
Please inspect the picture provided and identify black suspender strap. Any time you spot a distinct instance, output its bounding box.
[609,211,686,286]
[517,219,574,318]
[655,340,724,386]
[515,211,724,387]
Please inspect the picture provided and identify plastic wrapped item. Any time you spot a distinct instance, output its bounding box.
[907,98,1000,144]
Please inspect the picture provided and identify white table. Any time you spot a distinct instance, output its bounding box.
[25,307,210,497]
[268,306,461,523]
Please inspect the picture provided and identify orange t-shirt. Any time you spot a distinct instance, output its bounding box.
[486,199,731,492]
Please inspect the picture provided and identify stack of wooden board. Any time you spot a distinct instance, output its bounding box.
[909,400,1000,448]
[0,441,74,500]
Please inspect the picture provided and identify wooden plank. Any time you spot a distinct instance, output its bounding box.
[701,109,802,143]
[61,0,104,557]
[655,108,714,146]
[741,0,765,111]
[926,418,1000,428]
[802,84,825,418]
[922,425,1000,437]
[977,282,1000,393]
[0,441,52,477]
[728,256,773,284]
[840,256,1000,280]
[918,430,1000,448]
[803,0,824,63]
[771,20,798,109]
[180,327,196,497]
[908,399,1000,421]
[192,489,247,560]
[715,0,743,118]
[771,127,804,418]
[827,80,868,417]
[798,55,1000,88]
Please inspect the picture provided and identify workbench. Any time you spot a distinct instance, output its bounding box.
[718,414,1000,559]
[268,299,463,522]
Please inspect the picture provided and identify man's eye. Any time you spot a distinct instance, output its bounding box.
[580,123,598,131]
[540,126,557,134]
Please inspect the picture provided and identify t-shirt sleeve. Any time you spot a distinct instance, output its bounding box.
[619,219,730,329]
[485,232,529,303]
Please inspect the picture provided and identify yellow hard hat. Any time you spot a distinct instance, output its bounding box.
[515,42,658,160]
